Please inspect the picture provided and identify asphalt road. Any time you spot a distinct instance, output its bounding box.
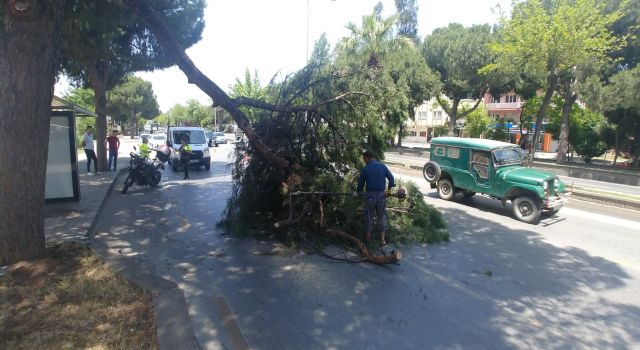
[94,145,640,350]
[385,152,640,197]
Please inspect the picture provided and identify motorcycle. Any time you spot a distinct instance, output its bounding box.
[121,146,171,194]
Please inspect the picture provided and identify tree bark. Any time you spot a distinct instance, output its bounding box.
[86,61,109,171]
[556,91,577,164]
[0,0,64,265]
[125,0,288,171]
[530,73,558,164]
[613,124,620,165]
[445,98,459,136]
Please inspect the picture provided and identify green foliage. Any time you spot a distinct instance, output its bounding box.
[64,88,96,145]
[108,75,160,134]
[340,11,411,68]
[156,100,217,128]
[394,0,419,40]
[63,88,94,111]
[491,0,619,79]
[423,23,509,129]
[62,0,206,88]
[462,105,492,138]
[488,121,509,141]
[222,26,446,245]
[488,0,622,152]
[229,69,268,122]
[572,110,609,163]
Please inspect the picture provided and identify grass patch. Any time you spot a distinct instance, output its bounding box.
[0,243,157,350]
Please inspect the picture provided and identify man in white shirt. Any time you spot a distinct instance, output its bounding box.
[82,126,98,174]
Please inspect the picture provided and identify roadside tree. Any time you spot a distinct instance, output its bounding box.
[61,0,205,170]
[0,1,65,265]
[423,23,509,134]
[107,75,160,137]
[488,0,620,163]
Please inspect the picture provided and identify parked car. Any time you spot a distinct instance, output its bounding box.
[167,127,211,171]
[423,137,571,224]
[149,134,167,148]
[139,133,151,142]
[206,131,214,147]
[210,131,227,147]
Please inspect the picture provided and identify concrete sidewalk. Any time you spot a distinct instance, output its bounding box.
[44,159,123,244]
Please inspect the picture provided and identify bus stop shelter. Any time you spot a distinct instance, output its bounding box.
[46,96,97,202]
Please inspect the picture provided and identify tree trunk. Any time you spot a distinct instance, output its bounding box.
[397,124,403,147]
[530,73,558,163]
[613,123,620,166]
[125,0,288,171]
[447,98,459,136]
[634,120,640,168]
[0,1,64,265]
[86,61,110,172]
[129,108,138,139]
[556,92,577,164]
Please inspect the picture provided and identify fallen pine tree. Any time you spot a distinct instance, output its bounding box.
[126,0,447,264]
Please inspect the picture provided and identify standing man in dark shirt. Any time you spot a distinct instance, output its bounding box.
[106,130,120,172]
[355,150,395,246]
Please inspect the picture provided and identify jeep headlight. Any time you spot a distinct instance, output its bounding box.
[542,181,548,190]
[203,148,210,156]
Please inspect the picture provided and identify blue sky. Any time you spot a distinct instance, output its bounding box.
[55,0,511,112]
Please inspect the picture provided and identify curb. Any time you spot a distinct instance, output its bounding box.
[571,189,640,211]
[386,163,640,211]
[87,170,201,350]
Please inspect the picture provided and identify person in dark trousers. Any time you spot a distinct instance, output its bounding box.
[82,125,98,175]
[355,150,395,246]
[179,138,192,180]
[106,129,120,171]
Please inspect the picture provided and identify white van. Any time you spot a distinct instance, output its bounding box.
[167,127,211,171]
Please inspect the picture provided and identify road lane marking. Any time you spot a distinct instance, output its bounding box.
[561,207,640,232]
[214,295,251,350]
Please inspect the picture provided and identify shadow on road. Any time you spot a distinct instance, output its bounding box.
[93,160,640,349]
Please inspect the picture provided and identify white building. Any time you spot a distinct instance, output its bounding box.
[404,97,450,143]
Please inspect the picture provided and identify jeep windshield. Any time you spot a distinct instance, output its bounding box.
[492,147,524,167]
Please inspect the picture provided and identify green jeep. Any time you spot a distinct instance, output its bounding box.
[423,137,570,224]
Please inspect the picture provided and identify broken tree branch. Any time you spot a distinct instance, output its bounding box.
[324,229,401,264]
[232,92,370,113]
[125,0,288,170]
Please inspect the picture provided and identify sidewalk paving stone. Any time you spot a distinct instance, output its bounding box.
[44,159,123,244]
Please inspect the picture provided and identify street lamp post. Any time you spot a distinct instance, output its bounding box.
[307,0,335,62]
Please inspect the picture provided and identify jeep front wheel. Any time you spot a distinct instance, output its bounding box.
[437,179,455,201]
[512,196,541,224]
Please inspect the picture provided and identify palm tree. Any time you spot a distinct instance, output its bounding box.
[342,12,412,68]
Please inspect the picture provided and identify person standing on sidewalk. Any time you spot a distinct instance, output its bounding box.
[106,130,120,171]
[82,126,98,175]
[355,150,395,246]
[179,138,192,180]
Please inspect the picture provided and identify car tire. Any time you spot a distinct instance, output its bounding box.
[437,179,455,201]
[205,163,211,171]
[542,205,562,217]
[423,161,441,183]
[462,191,476,198]
[512,196,541,224]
